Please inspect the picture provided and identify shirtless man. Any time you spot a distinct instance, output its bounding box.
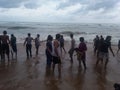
[1,31,10,61]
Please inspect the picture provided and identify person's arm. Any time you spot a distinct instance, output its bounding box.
[24,38,27,46]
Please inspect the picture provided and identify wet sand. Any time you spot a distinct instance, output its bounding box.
[0,41,120,90]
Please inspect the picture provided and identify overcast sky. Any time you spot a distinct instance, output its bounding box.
[0,0,120,23]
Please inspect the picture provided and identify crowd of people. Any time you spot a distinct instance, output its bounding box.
[0,30,120,73]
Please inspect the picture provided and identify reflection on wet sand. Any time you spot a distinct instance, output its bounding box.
[0,43,120,90]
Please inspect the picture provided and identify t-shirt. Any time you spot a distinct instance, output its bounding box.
[100,40,111,53]
[35,37,40,46]
[11,36,16,46]
[46,41,52,54]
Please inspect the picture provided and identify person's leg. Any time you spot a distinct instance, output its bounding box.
[104,53,109,68]
[26,44,29,58]
[29,44,32,57]
[78,59,81,68]
[82,60,86,69]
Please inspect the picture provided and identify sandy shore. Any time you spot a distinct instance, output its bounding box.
[0,41,120,90]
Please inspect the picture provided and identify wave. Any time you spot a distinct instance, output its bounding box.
[8,26,35,30]
[59,31,87,35]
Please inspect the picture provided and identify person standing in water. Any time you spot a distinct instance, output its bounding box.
[24,33,33,58]
[46,35,53,69]
[35,34,41,56]
[10,34,17,59]
[1,30,10,61]
[68,33,75,63]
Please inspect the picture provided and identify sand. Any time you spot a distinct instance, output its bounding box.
[0,41,120,90]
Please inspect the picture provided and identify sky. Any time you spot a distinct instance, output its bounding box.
[0,0,120,23]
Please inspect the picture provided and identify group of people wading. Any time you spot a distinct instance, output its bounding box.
[0,30,120,74]
[93,35,115,68]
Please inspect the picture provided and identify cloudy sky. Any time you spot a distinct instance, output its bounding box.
[0,0,120,23]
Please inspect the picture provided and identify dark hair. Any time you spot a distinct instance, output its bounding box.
[56,34,60,39]
[47,35,53,41]
[79,37,84,42]
[114,83,120,90]
[28,33,31,36]
[74,48,79,52]
[3,30,7,34]
[11,34,14,37]
[70,33,73,38]
[37,34,40,37]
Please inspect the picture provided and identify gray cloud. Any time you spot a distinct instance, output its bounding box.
[0,0,25,8]
[57,0,119,11]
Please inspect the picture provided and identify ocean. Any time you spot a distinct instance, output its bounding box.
[0,22,120,44]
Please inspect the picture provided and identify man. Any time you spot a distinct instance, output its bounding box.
[24,33,33,58]
[1,31,10,61]
[68,33,75,63]
[96,36,115,68]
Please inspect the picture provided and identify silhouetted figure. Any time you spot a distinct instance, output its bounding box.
[24,33,33,58]
[68,33,75,63]
[59,35,66,54]
[117,40,120,54]
[96,36,115,68]
[46,35,53,69]
[93,35,99,55]
[1,31,10,61]
[114,83,120,90]
[0,35,2,60]
[10,34,17,59]
[35,34,40,56]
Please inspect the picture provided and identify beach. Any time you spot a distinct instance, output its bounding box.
[0,41,120,90]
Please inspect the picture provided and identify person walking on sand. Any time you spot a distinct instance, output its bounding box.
[10,34,17,59]
[68,33,75,63]
[52,34,61,75]
[59,35,66,54]
[1,30,10,61]
[78,37,87,69]
[24,33,33,58]
[96,36,115,68]
[35,34,41,56]
[93,35,99,56]
[46,35,53,69]
[117,40,120,54]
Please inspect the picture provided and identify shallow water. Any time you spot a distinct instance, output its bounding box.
[0,42,120,90]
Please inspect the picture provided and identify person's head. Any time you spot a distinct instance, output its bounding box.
[74,48,79,52]
[114,83,120,90]
[61,35,63,39]
[105,36,111,41]
[11,34,14,37]
[47,35,53,41]
[28,33,31,37]
[37,34,40,38]
[3,30,7,35]
[70,33,73,39]
[79,37,84,42]
[56,34,60,40]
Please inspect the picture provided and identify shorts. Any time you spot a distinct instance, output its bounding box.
[98,52,109,59]
[2,44,9,55]
[53,56,61,64]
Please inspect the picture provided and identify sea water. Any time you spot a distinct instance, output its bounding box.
[0,22,120,44]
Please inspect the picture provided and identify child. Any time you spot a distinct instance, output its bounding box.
[78,37,87,69]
